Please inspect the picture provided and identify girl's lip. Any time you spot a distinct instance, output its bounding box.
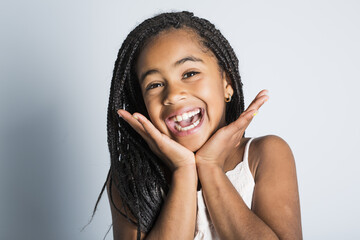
[165,107,205,137]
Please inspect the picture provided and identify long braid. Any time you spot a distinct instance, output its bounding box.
[91,11,246,238]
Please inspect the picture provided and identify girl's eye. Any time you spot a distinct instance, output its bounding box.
[146,82,164,90]
[183,71,199,79]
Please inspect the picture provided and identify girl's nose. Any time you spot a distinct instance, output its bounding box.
[163,84,187,105]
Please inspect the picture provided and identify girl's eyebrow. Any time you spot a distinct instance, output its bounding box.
[139,55,204,83]
[173,55,203,67]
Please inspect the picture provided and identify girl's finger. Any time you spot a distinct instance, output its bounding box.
[133,113,163,142]
[229,108,257,133]
[245,89,269,113]
[117,109,145,132]
[227,89,268,134]
[117,110,150,141]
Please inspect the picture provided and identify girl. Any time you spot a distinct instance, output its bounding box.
[99,11,302,239]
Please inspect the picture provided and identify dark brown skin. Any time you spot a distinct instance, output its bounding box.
[107,29,302,239]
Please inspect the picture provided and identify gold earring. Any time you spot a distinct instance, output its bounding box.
[225,94,232,103]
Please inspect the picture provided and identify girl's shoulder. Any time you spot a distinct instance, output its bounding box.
[248,135,295,180]
[247,135,302,238]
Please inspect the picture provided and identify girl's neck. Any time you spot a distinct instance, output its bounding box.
[222,137,250,173]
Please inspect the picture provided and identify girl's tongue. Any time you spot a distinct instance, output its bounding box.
[178,117,192,127]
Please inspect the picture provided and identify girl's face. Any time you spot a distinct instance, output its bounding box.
[136,28,233,152]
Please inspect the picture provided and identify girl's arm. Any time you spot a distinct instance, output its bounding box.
[109,110,198,240]
[197,135,302,239]
[194,90,301,239]
[107,164,197,240]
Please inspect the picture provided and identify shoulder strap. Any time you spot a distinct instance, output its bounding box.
[243,137,255,168]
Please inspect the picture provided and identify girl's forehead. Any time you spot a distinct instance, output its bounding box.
[136,28,213,70]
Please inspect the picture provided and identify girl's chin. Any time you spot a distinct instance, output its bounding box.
[176,136,208,153]
[183,144,201,153]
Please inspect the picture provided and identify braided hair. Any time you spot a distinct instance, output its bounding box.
[93,11,245,239]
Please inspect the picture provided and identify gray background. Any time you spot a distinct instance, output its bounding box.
[1,0,359,239]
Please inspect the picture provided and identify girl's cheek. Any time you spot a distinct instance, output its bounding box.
[144,95,160,110]
[145,98,164,123]
[194,78,224,100]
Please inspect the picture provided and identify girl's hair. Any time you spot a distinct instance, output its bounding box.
[93,10,245,238]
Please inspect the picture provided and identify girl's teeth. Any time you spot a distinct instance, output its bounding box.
[173,109,200,122]
[176,115,183,122]
[193,119,200,126]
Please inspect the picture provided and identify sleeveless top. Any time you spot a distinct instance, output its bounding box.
[194,137,255,239]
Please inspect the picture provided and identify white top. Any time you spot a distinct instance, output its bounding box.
[194,137,255,240]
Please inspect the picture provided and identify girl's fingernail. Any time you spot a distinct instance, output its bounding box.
[252,111,258,116]
[118,112,122,118]
[133,115,139,120]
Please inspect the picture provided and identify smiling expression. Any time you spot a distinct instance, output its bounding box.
[136,28,234,152]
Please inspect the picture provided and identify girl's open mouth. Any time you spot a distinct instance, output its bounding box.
[165,107,205,137]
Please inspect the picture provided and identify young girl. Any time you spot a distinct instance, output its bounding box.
[101,11,302,239]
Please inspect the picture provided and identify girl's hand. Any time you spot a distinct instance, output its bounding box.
[195,89,269,169]
[117,109,195,172]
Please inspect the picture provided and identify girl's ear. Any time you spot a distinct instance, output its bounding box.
[222,71,234,97]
